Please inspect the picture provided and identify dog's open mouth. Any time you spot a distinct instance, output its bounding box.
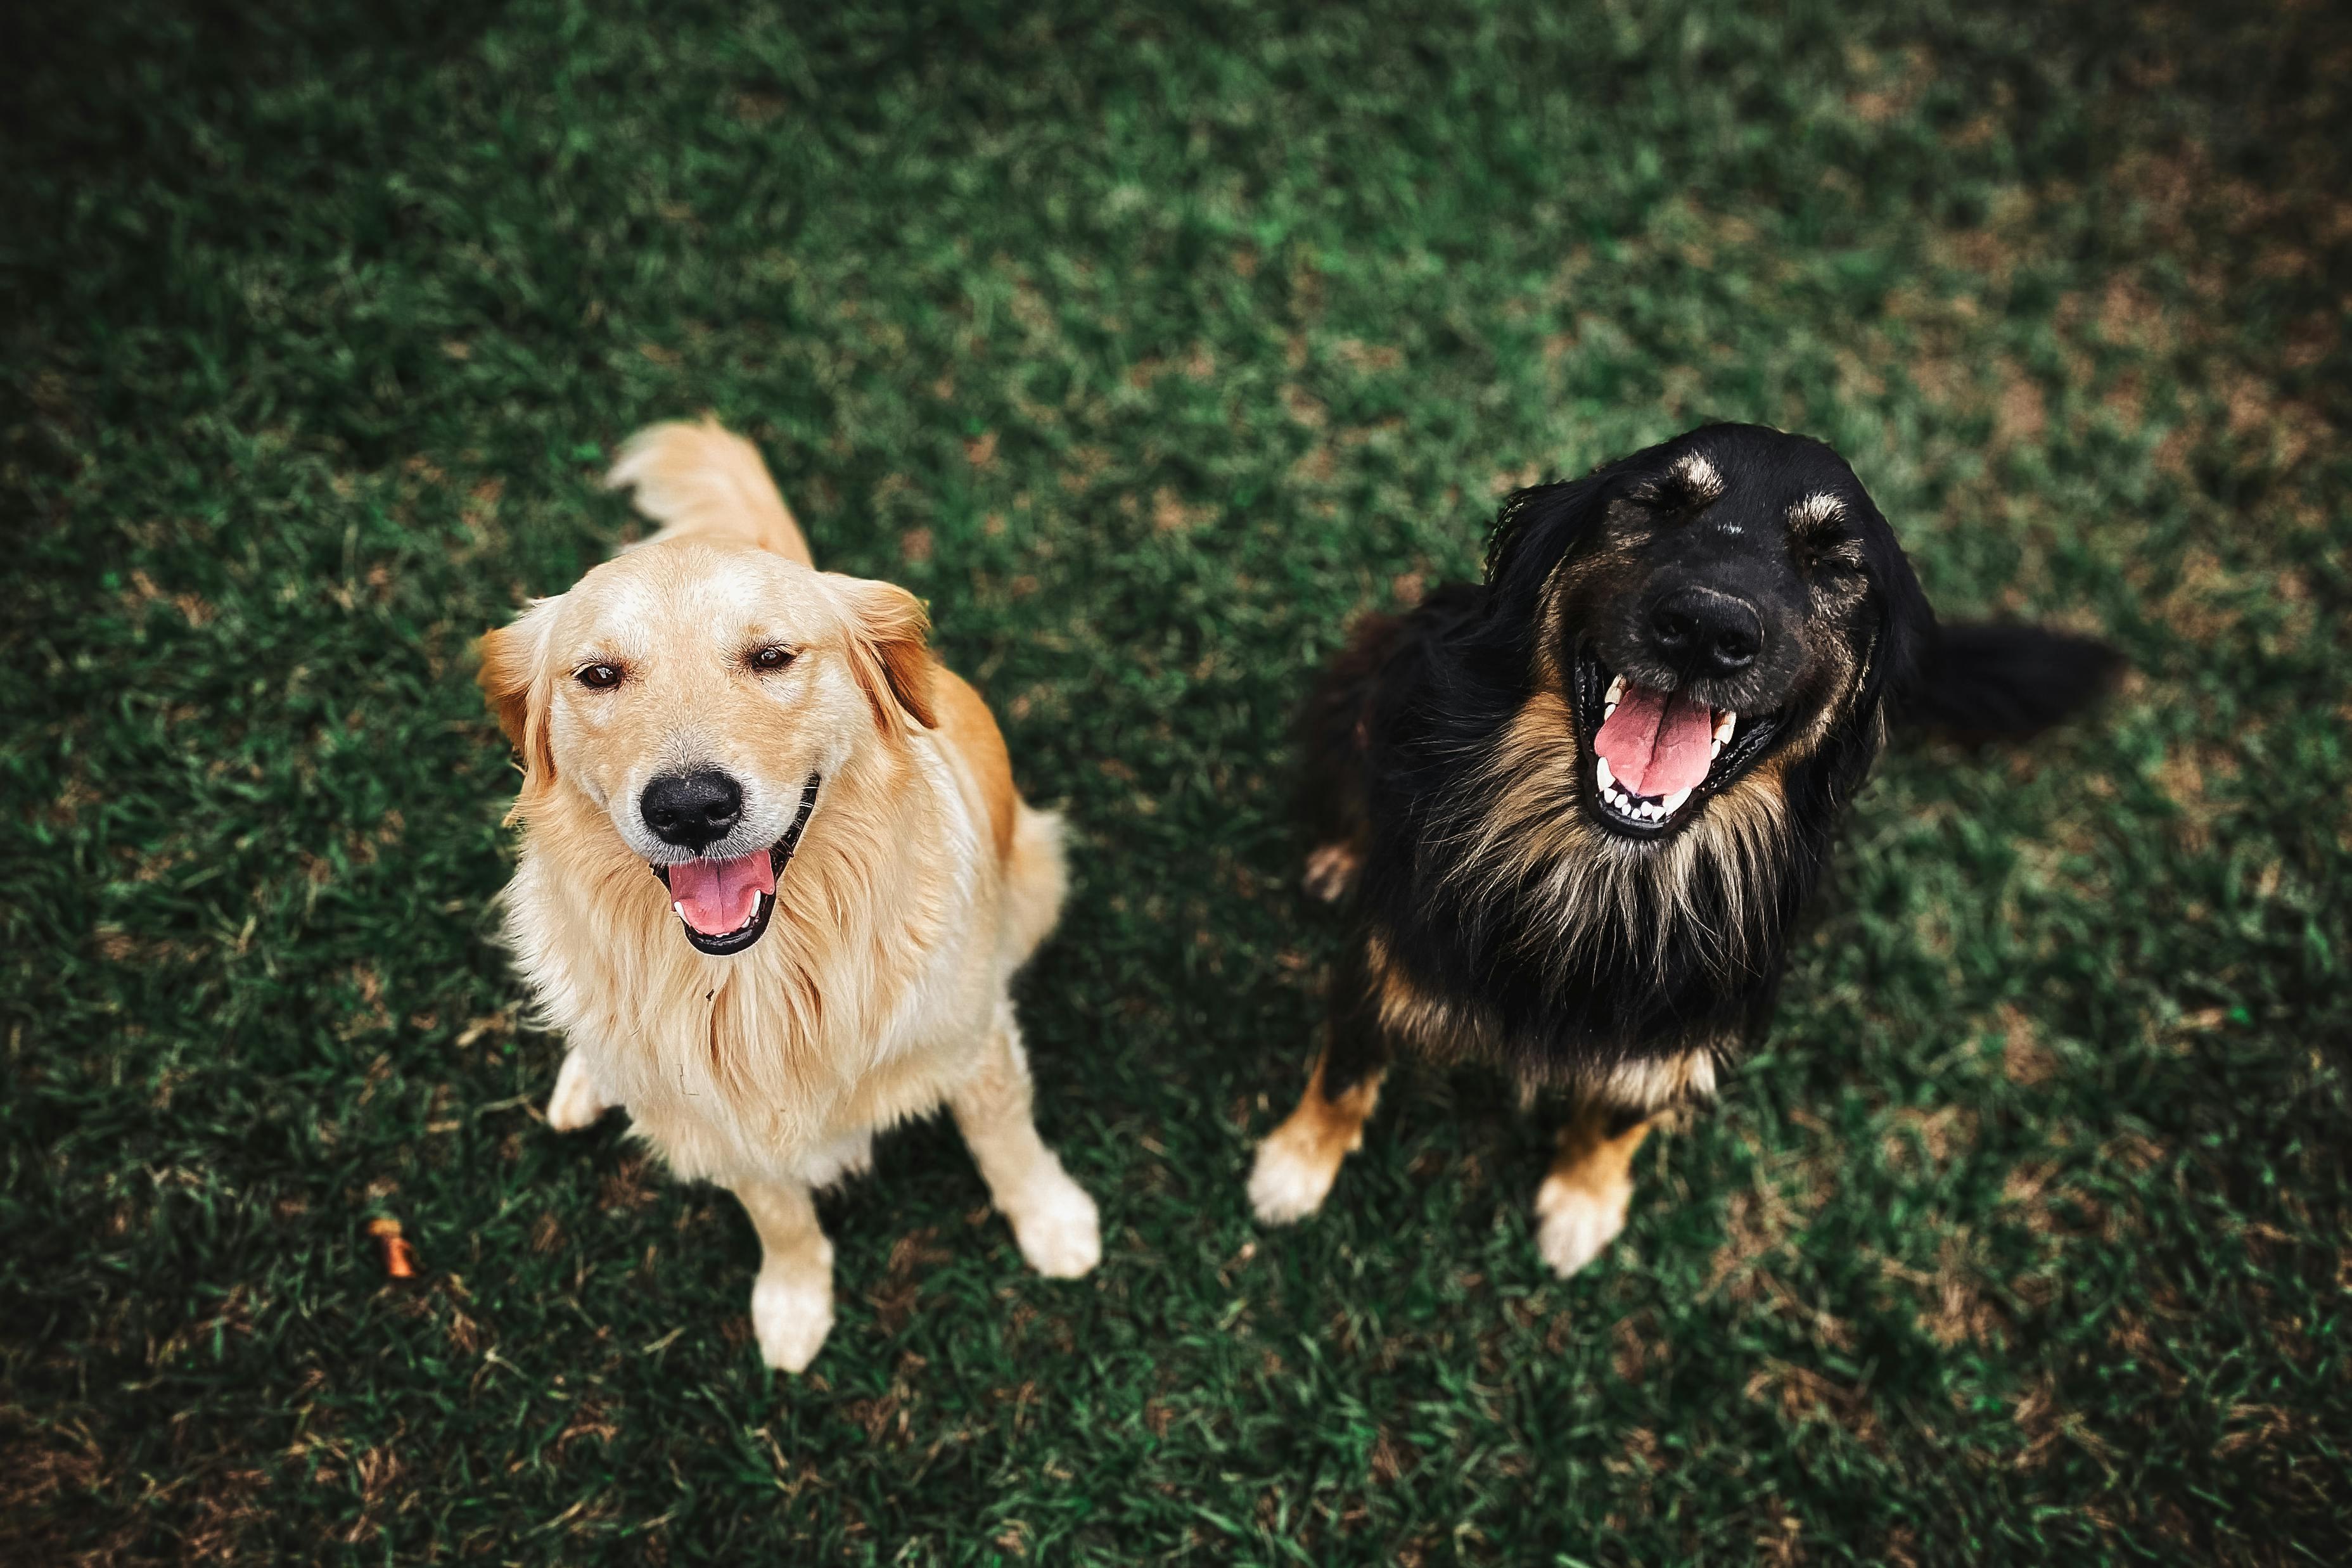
[1574,652,1780,838]
[649,775,821,955]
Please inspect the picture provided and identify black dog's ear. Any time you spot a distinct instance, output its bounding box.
[1855,517,1936,714]
[1482,462,1632,625]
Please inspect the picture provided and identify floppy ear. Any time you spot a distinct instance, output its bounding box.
[1854,515,1936,714]
[828,575,938,734]
[475,597,562,812]
[1481,459,1636,637]
[1788,511,1938,819]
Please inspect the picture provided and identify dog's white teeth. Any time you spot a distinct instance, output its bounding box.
[1604,674,1626,710]
[1711,739,1723,759]
[1713,709,1737,744]
[673,901,687,921]
[1595,756,1616,794]
[1604,702,1617,720]
[1662,787,1691,813]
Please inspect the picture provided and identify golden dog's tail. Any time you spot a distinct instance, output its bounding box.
[1002,803,1068,970]
[606,417,815,566]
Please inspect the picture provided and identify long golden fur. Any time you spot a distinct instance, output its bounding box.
[478,418,1096,1373]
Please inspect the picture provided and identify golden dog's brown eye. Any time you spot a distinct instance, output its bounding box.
[748,646,794,672]
[575,663,623,689]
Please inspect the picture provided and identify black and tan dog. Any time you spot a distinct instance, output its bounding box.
[1248,423,2118,1274]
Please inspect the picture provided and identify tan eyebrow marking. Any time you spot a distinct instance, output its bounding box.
[1671,452,1725,501]
[1789,492,1844,527]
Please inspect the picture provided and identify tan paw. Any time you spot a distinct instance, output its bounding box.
[1533,1174,1631,1278]
[546,1051,613,1133]
[1302,842,1361,903]
[1248,1121,1343,1225]
[1004,1163,1101,1278]
[750,1266,835,1373]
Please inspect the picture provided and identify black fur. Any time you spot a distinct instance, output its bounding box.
[1905,621,2125,740]
[1300,423,2118,1109]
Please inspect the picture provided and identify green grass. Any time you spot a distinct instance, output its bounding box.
[5,0,2349,1560]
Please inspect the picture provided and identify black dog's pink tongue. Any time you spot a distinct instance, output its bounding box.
[666,852,776,935]
[1594,680,1713,797]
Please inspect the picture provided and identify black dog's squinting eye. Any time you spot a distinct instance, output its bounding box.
[1635,476,1696,514]
[575,663,623,689]
[747,646,795,672]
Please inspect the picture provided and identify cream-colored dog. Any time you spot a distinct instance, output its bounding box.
[477,419,1099,1372]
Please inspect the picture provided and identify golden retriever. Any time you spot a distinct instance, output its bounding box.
[476,419,1098,1372]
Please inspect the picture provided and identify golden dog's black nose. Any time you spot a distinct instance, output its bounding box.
[642,770,744,853]
[1648,587,1761,678]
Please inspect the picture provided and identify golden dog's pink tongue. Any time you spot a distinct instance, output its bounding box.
[1594,680,1714,797]
[666,851,776,936]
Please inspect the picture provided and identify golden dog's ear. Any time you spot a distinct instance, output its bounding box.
[829,575,938,734]
[475,597,562,810]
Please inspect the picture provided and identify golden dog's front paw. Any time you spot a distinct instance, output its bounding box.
[1533,1173,1631,1278]
[546,1051,613,1133]
[1248,1122,1343,1226]
[750,1267,835,1374]
[1004,1164,1101,1278]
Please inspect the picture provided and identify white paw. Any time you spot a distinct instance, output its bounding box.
[1248,1123,1341,1226]
[750,1266,835,1374]
[1004,1164,1101,1278]
[546,1052,613,1133]
[1534,1175,1631,1278]
[1302,843,1360,903]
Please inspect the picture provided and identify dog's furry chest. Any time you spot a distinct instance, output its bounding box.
[1362,881,1755,1093]
[501,800,997,1187]
[603,932,993,1183]
[1355,731,1800,1095]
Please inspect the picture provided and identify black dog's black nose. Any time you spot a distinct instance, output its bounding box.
[641,770,744,852]
[1649,587,1762,677]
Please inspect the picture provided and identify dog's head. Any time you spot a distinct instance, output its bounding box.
[1486,423,1931,842]
[476,539,936,955]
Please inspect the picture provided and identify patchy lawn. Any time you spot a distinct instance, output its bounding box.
[4,0,2348,1561]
